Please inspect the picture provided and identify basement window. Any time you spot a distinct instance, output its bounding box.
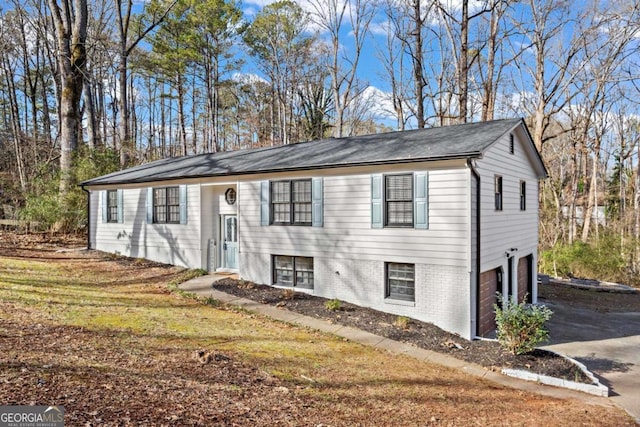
[273,256,314,289]
[386,262,415,302]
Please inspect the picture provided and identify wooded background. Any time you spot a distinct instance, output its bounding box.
[1,0,639,285]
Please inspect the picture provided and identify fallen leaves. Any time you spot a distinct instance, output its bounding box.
[0,237,636,426]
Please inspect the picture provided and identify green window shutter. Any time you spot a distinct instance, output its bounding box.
[117,189,124,224]
[101,190,107,223]
[371,174,383,228]
[312,177,323,227]
[414,172,429,229]
[260,181,270,226]
[146,187,154,224]
[179,184,188,225]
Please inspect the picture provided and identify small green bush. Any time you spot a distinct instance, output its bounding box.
[393,315,410,330]
[539,233,636,285]
[19,147,120,232]
[494,295,553,355]
[325,298,341,311]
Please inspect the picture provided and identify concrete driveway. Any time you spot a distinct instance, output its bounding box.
[542,297,640,423]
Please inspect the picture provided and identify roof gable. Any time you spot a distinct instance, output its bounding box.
[82,118,544,186]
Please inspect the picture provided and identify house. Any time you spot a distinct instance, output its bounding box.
[80,118,548,339]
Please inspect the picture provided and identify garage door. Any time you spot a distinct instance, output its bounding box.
[478,268,501,337]
[517,255,533,303]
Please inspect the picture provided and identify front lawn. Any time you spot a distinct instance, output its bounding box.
[0,234,634,426]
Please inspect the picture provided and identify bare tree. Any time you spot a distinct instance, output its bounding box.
[376,10,410,130]
[309,0,376,137]
[435,0,494,123]
[510,0,585,152]
[115,0,177,167]
[574,1,640,242]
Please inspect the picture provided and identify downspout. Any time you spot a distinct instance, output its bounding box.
[467,159,481,339]
[81,185,91,250]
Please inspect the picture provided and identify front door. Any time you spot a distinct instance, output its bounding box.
[222,214,238,270]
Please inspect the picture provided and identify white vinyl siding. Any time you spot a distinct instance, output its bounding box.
[476,129,540,274]
[239,163,469,267]
[93,184,201,268]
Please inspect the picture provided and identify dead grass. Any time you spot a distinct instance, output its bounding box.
[0,238,636,426]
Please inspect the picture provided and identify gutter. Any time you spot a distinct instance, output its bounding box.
[80,153,482,187]
[467,159,482,339]
[80,185,91,250]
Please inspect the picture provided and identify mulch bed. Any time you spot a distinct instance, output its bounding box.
[212,279,592,384]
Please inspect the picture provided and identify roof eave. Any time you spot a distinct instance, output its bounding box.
[80,153,480,188]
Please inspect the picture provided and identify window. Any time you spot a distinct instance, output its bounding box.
[153,186,180,223]
[386,263,415,301]
[102,189,123,224]
[106,190,119,223]
[509,134,515,154]
[520,181,526,211]
[273,256,314,289]
[385,174,413,227]
[371,173,428,229]
[494,175,503,211]
[271,180,312,225]
[225,188,236,205]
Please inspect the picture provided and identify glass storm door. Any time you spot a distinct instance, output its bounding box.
[222,215,238,270]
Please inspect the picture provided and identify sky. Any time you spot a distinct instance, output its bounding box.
[240,0,402,123]
[3,0,633,130]
[238,0,539,126]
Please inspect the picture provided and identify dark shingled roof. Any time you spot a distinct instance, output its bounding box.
[82,118,533,186]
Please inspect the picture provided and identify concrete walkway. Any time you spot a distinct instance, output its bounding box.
[179,275,624,415]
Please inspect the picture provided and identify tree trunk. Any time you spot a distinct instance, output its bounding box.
[84,75,98,149]
[581,153,597,242]
[177,74,187,156]
[118,56,130,166]
[48,0,88,197]
[412,0,425,128]
[481,4,500,122]
[458,0,468,123]
[635,142,640,271]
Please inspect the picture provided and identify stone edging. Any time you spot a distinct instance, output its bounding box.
[539,274,638,294]
[502,350,609,397]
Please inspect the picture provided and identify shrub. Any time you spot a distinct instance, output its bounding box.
[494,295,553,355]
[19,147,120,233]
[393,315,410,330]
[539,233,636,285]
[281,289,296,300]
[325,298,341,311]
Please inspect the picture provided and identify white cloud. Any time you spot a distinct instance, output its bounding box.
[231,72,269,85]
[243,0,369,35]
[369,20,392,37]
[356,85,398,121]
